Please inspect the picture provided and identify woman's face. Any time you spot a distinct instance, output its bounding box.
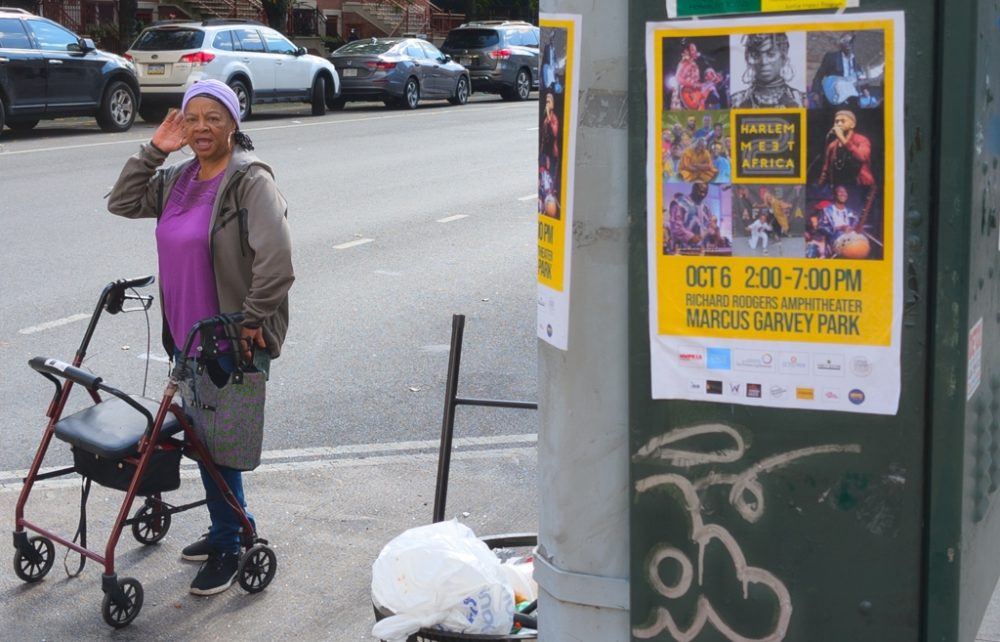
[183,96,235,164]
[748,39,784,84]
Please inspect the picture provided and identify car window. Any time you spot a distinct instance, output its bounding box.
[419,41,443,60]
[505,30,524,47]
[131,27,204,50]
[334,40,398,55]
[261,29,297,55]
[525,28,539,47]
[213,30,235,51]
[234,28,265,53]
[27,19,80,52]
[0,18,32,49]
[404,42,426,59]
[443,29,499,49]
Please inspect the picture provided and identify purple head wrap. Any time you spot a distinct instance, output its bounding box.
[181,79,241,127]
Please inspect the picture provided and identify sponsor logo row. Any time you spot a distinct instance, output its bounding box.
[691,379,867,405]
[678,348,873,378]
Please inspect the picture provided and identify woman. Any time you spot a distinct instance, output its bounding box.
[731,33,806,108]
[107,79,293,596]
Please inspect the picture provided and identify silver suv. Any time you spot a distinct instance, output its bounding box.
[440,20,538,101]
[126,19,340,122]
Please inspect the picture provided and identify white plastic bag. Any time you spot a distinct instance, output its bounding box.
[371,520,515,642]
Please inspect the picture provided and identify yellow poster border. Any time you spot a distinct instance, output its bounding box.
[537,17,577,293]
[652,18,896,346]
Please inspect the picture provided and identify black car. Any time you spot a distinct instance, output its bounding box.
[440,20,538,101]
[0,8,140,134]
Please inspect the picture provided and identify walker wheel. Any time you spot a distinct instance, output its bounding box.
[13,535,54,582]
[238,544,276,593]
[131,503,172,544]
[102,577,143,628]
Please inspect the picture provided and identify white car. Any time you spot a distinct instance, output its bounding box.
[125,19,340,122]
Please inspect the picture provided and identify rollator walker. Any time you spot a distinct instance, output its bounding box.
[12,276,277,628]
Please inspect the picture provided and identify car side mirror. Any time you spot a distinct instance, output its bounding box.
[441,54,451,63]
[78,37,96,52]
[295,46,307,56]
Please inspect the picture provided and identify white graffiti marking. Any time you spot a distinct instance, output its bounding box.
[633,425,861,642]
[634,423,744,467]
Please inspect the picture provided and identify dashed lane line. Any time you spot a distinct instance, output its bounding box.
[436,214,469,223]
[18,313,90,335]
[333,238,374,250]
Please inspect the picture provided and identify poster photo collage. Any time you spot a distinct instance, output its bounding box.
[660,27,886,262]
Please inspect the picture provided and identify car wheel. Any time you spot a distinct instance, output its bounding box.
[327,96,346,111]
[403,77,420,110]
[139,105,169,123]
[7,119,39,131]
[513,68,531,101]
[229,79,252,121]
[96,81,137,132]
[311,75,326,116]
[448,75,470,106]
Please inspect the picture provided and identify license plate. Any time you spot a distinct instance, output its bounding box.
[146,63,165,75]
[459,57,472,66]
[342,68,357,77]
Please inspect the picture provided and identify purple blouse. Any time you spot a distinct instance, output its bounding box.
[156,162,224,355]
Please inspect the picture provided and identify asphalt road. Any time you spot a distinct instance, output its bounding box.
[0,94,540,475]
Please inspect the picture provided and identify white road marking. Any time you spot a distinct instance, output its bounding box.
[436,214,469,223]
[333,238,374,250]
[374,269,402,276]
[527,126,538,131]
[18,313,90,335]
[0,434,538,489]
[517,194,536,201]
[136,352,172,364]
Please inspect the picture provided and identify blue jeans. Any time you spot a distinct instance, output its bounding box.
[199,461,255,554]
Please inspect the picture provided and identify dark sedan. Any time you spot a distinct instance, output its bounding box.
[328,37,470,110]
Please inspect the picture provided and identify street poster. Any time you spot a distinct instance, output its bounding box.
[537,13,581,350]
[645,12,904,414]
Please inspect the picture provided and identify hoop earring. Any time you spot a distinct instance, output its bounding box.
[781,60,794,83]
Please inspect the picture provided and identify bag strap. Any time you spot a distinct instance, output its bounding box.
[63,476,91,577]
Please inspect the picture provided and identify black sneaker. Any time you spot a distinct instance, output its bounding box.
[190,551,240,596]
[181,532,213,562]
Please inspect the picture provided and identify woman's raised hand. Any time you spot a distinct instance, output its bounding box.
[151,109,188,154]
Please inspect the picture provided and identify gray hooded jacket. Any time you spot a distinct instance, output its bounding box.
[107,143,293,358]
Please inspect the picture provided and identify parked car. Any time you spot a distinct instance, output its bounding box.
[0,8,139,135]
[125,19,340,122]
[327,37,470,110]
[439,20,538,101]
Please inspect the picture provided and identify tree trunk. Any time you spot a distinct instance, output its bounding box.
[262,0,289,33]
[118,0,137,52]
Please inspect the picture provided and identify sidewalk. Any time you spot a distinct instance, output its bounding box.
[0,438,537,641]
[7,439,1000,641]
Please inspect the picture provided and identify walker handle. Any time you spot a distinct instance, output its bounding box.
[29,357,102,390]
